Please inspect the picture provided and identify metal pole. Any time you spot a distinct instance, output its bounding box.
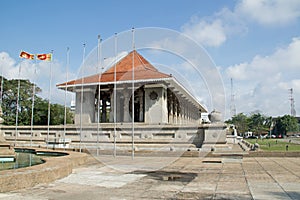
[15,63,21,147]
[46,50,53,149]
[131,27,135,159]
[30,59,37,147]
[97,36,101,156]
[63,47,70,151]
[113,33,118,157]
[80,44,86,153]
[0,56,4,105]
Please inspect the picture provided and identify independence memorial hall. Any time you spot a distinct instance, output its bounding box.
[1,50,228,152]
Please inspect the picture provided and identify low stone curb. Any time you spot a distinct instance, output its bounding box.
[0,148,88,192]
[245,151,300,157]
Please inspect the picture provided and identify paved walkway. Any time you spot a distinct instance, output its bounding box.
[0,155,299,200]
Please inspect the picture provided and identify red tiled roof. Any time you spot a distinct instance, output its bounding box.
[57,50,171,87]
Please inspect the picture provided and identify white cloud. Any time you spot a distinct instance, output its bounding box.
[181,0,300,48]
[279,79,300,92]
[182,18,226,47]
[236,0,300,26]
[225,37,300,117]
[181,8,247,47]
[227,37,300,81]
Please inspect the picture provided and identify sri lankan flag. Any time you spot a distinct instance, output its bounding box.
[20,51,34,60]
[37,53,52,61]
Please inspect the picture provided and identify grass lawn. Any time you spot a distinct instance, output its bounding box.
[245,138,300,152]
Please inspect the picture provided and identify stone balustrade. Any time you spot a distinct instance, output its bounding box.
[0,123,227,151]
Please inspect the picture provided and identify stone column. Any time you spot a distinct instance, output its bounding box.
[109,90,114,122]
[180,100,184,124]
[123,90,130,122]
[177,100,181,124]
[75,86,96,124]
[177,99,180,124]
[138,89,144,122]
[173,98,177,124]
[169,94,173,124]
[102,99,107,122]
[188,103,191,124]
[183,104,187,124]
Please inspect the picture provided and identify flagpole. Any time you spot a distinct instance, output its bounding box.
[17,51,34,146]
[30,59,37,147]
[63,47,70,151]
[97,36,101,156]
[80,44,86,153]
[131,27,135,159]
[0,56,4,106]
[15,62,21,147]
[113,33,117,158]
[47,50,53,149]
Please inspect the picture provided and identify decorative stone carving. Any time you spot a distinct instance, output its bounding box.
[209,110,222,123]
[149,91,158,100]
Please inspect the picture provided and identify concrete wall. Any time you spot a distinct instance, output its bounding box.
[0,124,213,150]
[144,84,168,124]
[75,87,96,124]
[204,127,227,144]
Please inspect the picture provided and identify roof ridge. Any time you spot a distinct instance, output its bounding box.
[135,51,158,72]
[103,50,158,74]
[57,50,172,87]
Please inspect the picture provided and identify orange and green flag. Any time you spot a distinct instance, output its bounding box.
[37,53,52,61]
[20,51,34,60]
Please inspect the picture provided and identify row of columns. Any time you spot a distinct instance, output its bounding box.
[167,89,200,124]
[95,86,145,123]
[75,84,201,125]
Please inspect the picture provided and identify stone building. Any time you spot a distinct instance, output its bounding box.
[57,50,207,125]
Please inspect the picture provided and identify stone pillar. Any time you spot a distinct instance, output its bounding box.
[182,105,185,124]
[109,90,114,122]
[173,98,177,124]
[169,94,173,124]
[184,104,187,124]
[178,100,181,124]
[180,101,184,124]
[176,99,180,124]
[138,89,144,122]
[102,99,107,122]
[75,86,96,124]
[123,90,130,122]
[202,111,227,151]
[187,104,191,123]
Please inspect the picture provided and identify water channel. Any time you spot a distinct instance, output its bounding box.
[0,148,67,171]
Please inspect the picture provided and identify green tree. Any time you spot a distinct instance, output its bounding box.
[33,97,48,125]
[1,78,40,125]
[273,115,299,136]
[225,113,249,134]
[1,77,73,125]
[249,113,268,135]
[50,103,73,125]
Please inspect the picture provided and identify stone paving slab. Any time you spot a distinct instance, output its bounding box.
[57,167,146,188]
[182,182,217,193]
[0,156,300,200]
[249,183,291,200]
[216,181,250,195]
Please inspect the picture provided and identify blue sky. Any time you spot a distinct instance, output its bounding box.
[1,0,300,118]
